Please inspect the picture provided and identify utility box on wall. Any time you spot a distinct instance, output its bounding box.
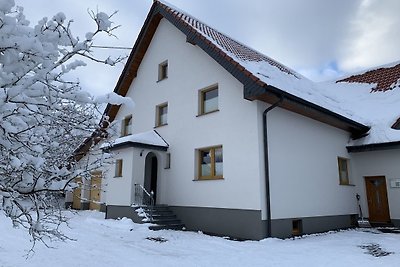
[390,179,400,188]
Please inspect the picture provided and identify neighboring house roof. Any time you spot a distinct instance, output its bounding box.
[337,61,400,92]
[333,62,400,150]
[102,130,169,151]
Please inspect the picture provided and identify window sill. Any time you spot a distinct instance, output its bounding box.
[196,109,220,117]
[156,77,168,83]
[339,183,355,186]
[193,177,224,181]
[114,176,123,178]
[154,123,168,128]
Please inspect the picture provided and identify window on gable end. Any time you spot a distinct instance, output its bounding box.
[158,60,168,81]
[198,84,219,115]
[121,115,132,137]
[155,103,168,127]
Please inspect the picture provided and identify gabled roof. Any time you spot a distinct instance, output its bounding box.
[102,0,368,137]
[337,61,400,92]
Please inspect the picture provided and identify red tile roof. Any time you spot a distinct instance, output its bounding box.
[337,62,400,92]
[160,2,299,78]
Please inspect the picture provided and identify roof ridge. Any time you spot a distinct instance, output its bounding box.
[157,0,304,79]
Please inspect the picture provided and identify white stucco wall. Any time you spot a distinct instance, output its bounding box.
[106,18,263,210]
[266,104,356,219]
[106,147,134,206]
[352,149,400,220]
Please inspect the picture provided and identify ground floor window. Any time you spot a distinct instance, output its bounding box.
[197,145,223,180]
[115,159,123,177]
[337,157,349,185]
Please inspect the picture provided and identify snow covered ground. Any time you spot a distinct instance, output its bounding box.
[1,211,400,267]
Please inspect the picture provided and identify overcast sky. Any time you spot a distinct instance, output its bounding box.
[16,0,400,96]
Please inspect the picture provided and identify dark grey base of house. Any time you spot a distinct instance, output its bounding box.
[170,206,356,240]
[170,206,267,240]
[81,202,90,210]
[106,205,143,224]
[105,204,356,240]
[271,214,357,238]
[392,219,400,227]
[100,204,107,213]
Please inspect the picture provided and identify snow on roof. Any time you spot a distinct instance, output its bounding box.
[103,130,169,149]
[157,1,400,147]
[337,61,400,92]
[332,63,400,146]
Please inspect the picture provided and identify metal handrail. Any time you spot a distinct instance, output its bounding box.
[134,184,154,221]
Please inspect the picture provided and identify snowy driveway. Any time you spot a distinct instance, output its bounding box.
[1,211,400,267]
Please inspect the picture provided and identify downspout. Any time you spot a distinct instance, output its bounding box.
[263,97,283,237]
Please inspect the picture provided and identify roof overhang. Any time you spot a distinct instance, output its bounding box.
[244,83,370,137]
[347,141,400,153]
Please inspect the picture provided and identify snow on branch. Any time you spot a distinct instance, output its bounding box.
[0,1,127,247]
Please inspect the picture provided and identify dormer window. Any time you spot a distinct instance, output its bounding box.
[158,60,168,81]
[121,115,132,137]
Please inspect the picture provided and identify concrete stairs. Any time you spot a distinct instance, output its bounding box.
[141,205,185,231]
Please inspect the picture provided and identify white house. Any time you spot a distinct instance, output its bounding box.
[71,0,400,240]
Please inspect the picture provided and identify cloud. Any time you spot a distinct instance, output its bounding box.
[339,0,400,72]
[15,0,400,91]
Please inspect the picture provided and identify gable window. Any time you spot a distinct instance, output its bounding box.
[197,145,223,180]
[115,159,123,177]
[121,115,132,137]
[338,157,350,185]
[199,84,218,115]
[158,60,168,81]
[156,103,168,127]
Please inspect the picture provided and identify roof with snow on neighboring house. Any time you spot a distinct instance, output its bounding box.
[337,61,400,92]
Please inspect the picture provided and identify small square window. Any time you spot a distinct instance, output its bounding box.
[197,146,223,180]
[199,85,218,115]
[115,159,123,177]
[121,115,132,137]
[156,103,168,127]
[292,219,302,236]
[338,157,350,185]
[158,60,168,81]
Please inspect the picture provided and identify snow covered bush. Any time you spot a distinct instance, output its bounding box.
[0,0,126,245]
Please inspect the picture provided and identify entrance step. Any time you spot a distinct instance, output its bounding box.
[136,204,185,231]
